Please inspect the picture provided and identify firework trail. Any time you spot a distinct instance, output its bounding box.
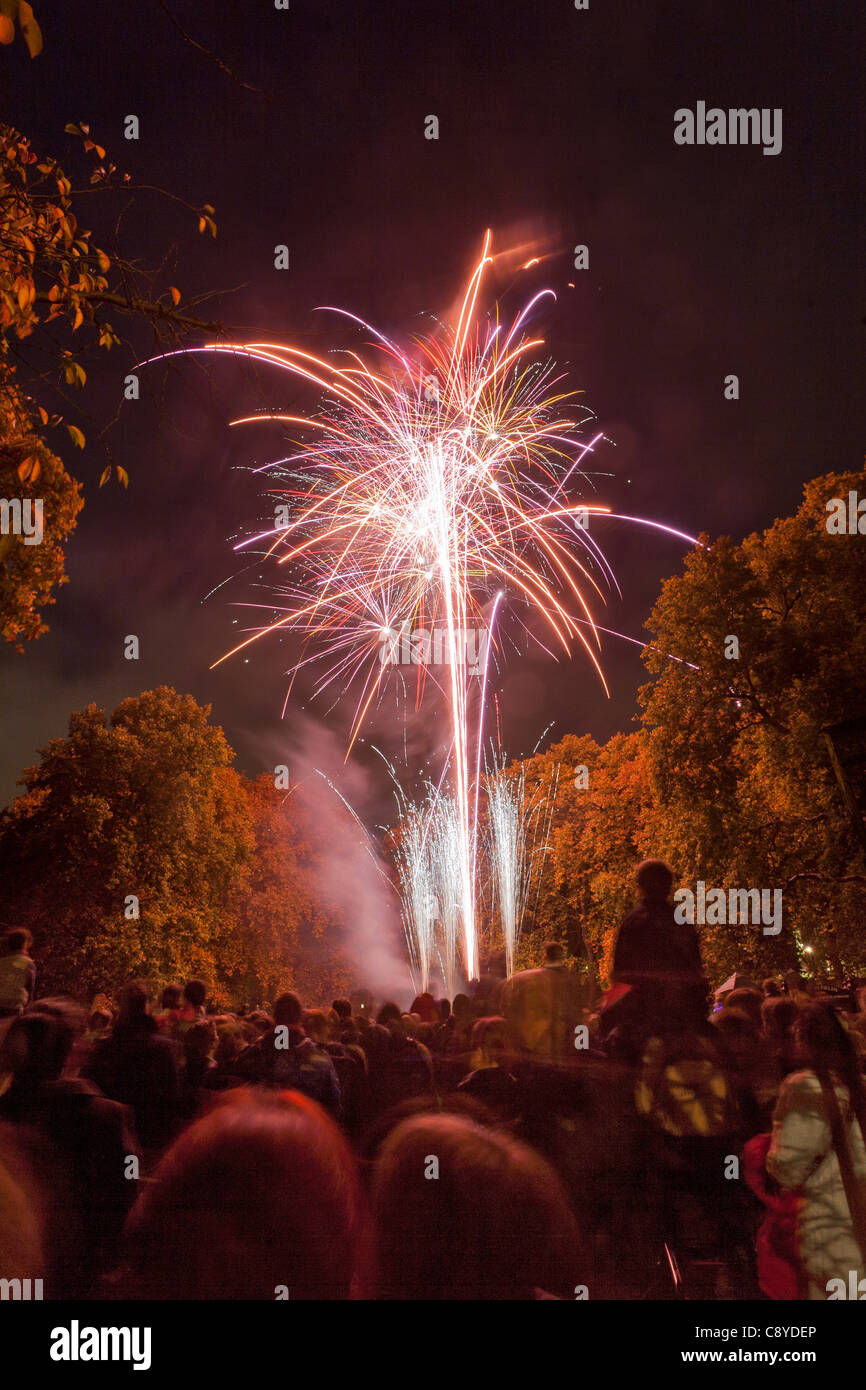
[143,232,628,979]
[485,752,560,977]
[429,791,462,999]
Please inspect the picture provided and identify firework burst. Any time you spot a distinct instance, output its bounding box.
[145,232,616,979]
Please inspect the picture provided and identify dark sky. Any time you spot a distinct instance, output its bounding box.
[1,0,863,815]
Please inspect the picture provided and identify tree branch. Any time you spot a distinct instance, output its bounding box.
[33,291,221,335]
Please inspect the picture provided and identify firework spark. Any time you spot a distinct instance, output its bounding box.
[485,753,560,977]
[144,233,622,979]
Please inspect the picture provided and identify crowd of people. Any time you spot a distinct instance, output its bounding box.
[0,859,864,1301]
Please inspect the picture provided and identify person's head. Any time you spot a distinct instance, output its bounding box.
[543,941,564,967]
[2,929,32,956]
[793,1003,863,1094]
[183,979,207,1010]
[273,992,303,1028]
[452,994,471,1024]
[762,977,782,998]
[332,999,352,1022]
[183,1021,217,1063]
[713,1007,759,1058]
[117,981,151,1026]
[723,988,763,1027]
[471,1016,508,1063]
[303,1009,329,1044]
[214,1022,243,1070]
[410,993,438,1024]
[371,1113,580,1299]
[438,998,452,1022]
[160,984,182,1011]
[635,859,674,902]
[783,970,808,996]
[376,1001,401,1027]
[761,994,799,1047]
[0,1000,85,1084]
[123,1090,367,1299]
[88,1008,111,1034]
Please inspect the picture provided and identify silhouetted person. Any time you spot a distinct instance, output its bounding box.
[232,992,341,1117]
[0,1000,139,1295]
[501,942,586,1058]
[121,1089,367,1299]
[610,859,707,1049]
[0,929,36,1019]
[84,981,180,1154]
[371,1113,581,1299]
[175,978,208,1034]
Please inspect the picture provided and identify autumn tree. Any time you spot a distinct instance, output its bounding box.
[227,774,357,1007]
[505,731,654,985]
[0,116,219,645]
[0,687,253,999]
[639,469,866,982]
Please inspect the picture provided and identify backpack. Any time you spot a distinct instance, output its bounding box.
[635,1033,737,1138]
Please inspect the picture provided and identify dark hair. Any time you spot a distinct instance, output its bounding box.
[376,1001,401,1026]
[762,977,782,997]
[183,1020,217,1058]
[88,1009,111,1031]
[332,999,352,1020]
[371,1113,580,1299]
[273,992,302,1027]
[304,1008,328,1041]
[543,941,564,965]
[0,999,84,1082]
[794,1003,866,1115]
[761,994,799,1043]
[118,981,150,1023]
[3,929,32,954]
[723,988,763,1026]
[438,998,452,1021]
[123,1089,367,1298]
[635,859,673,899]
[183,979,207,1008]
[471,1016,507,1053]
[160,984,182,1010]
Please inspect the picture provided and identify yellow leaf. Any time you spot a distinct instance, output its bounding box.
[72,307,84,331]
[99,465,111,487]
[96,250,110,273]
[38,406,48,425]
[198,217,206,234]
[169,286,181,306]
[116,466,129,488]
[17,457,35,482]
[17,282,30,311]
[67,425,86,449]
[0,16,14,45]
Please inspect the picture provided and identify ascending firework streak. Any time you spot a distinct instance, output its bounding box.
[485,754,560,978]
[388,773,462,999]
[429,791,461,999]
[392,797,438,997]
[143,232,620,980]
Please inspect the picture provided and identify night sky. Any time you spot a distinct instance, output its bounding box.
[2,0,863,819]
